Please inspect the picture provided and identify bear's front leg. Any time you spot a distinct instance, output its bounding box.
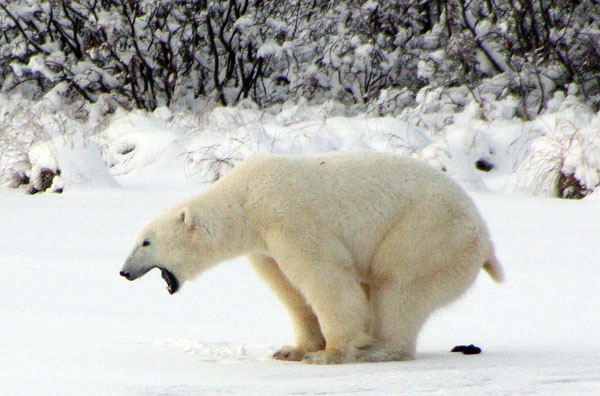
[248,253,326,361]
[271,249,373,364]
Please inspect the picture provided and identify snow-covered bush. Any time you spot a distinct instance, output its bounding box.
[0,97,59,192]
[1,1,598,114]
[516,95,600,198]
[0,95,116,193]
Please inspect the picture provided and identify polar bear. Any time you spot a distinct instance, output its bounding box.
[120,152,503,364]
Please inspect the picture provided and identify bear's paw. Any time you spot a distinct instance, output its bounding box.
[303,349,345,365]
[273,346,307,362]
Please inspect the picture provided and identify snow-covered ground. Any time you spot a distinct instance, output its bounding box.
[2,102,600,394]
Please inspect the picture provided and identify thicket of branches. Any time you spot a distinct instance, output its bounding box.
[1,0,599,118]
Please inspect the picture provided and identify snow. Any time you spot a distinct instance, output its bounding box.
[2,102,600,394]
[2,182,600,394]
[257,41,283,58]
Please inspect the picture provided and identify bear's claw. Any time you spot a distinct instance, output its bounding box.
[273,346,306,361]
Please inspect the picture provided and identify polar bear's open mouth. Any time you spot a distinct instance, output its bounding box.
[159,267,179,294]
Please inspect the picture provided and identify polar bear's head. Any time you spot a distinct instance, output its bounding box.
[119,206,219,294]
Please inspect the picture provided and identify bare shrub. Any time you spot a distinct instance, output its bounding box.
[0,99,81,191]
[518,124,600,198]
[1,1,597,114]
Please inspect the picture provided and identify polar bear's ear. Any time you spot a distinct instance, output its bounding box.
[177,207,195,228]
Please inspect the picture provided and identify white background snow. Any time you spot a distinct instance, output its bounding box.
[2,100,600,394]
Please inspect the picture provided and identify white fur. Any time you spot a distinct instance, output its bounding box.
[122,152,504,364]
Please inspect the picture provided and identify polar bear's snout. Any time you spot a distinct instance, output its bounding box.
[119,262,180,295]
[119,270,132,280]
[118,265,151,281]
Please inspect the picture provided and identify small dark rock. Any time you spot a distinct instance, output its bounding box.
[8,160,31,188]
[451,344,481,355]
[10,172,30,188]
[38,168,57,191]
[557,171,589,199]
[27,168,61,194]
[26,185,40,195]
[475,159,494,172]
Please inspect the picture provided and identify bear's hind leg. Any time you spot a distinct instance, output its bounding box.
[367,263,481,362]
[364,279,425,362]
[248,253,325,361]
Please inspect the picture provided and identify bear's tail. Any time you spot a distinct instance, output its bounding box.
[482,256,504,283]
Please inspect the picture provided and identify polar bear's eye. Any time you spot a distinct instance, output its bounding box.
[142,240,151,247]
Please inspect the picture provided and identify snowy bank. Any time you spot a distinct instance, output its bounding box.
[2,93,600,198]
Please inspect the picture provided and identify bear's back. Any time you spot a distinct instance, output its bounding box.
[222,152,478,237]
[233,152,464,204]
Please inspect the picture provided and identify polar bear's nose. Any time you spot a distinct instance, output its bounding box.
[120,271,131,279]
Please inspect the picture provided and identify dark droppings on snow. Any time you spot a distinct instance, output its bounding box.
[451,344,482,355]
